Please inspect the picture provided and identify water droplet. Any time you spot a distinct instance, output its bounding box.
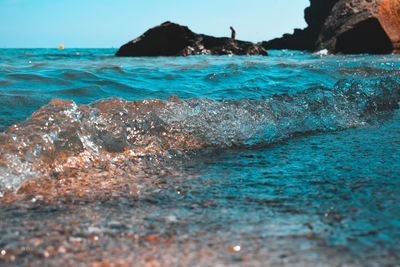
[166,215,178,223]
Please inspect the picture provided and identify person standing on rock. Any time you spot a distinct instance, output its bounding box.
[230,26,236,40]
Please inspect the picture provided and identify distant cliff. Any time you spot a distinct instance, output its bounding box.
[262,0,400,54]
[116,22,267,57]
[262,0,339,51]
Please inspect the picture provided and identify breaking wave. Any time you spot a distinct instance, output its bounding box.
[0,76,399,198]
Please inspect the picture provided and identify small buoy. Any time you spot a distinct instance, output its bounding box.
[58,44,65,50]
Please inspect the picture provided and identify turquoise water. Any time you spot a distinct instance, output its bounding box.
[1,48,398,130]
[0,49,399,266]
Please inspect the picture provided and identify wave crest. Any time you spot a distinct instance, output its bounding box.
[0,76,399,198]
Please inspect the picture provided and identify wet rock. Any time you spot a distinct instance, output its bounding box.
[262,0,400,54]
[116,21,267,57]
[145,235,160,242]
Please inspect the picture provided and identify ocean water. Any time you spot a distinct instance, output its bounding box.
[0,49,399,266]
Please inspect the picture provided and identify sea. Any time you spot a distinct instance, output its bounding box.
[0,48,399,266]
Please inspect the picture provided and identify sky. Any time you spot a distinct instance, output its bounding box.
[0,0,309,48]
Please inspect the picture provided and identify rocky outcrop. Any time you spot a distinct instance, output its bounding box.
[262,0,400,54]
[116,22,267,57]
[379,0,400,53]
[262,0,339,51]
[317,0,400,54]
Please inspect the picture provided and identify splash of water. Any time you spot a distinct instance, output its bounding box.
[0,76,399,196]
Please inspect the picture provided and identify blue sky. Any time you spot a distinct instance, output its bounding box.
[0,0,309,48]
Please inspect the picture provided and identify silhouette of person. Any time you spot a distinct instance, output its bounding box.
[230,26,236,40]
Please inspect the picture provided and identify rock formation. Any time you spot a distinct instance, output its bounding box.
[262,0,339,51]
[116,22,267,57]
[263,0,400,54]
[379,0,400,53]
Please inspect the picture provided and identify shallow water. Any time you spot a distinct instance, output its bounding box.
[0,49,399,266]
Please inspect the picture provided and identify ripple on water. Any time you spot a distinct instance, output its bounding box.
[55,86,104,97]
[60,69,100,80]
[6,73,67,85]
